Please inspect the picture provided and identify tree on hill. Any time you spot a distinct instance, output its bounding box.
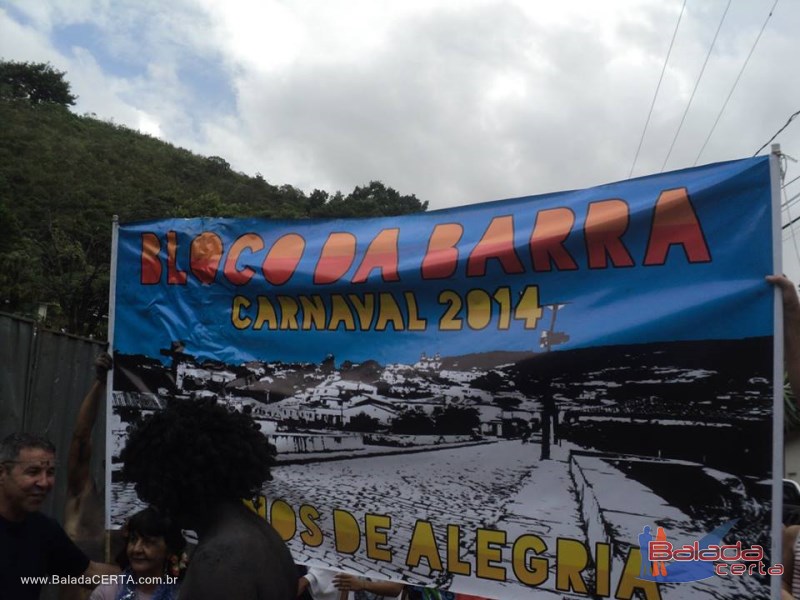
[310,181,428,218]
[0,60,76,106]
[0,59,427,337]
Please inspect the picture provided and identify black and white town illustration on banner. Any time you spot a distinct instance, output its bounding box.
[109,332,773,599]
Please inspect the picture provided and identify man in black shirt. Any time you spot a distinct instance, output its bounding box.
[0,432,118,599]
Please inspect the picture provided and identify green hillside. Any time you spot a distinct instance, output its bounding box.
[0,61,427,337]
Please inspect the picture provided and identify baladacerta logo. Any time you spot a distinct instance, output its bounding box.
[636,521,783,582]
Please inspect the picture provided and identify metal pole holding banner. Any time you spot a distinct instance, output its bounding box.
[770,145,784,600]
[105,215,119,532]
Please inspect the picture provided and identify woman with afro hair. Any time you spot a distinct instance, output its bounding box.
[120,398,296,600]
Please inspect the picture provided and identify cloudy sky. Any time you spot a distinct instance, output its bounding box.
[2,0,800,274]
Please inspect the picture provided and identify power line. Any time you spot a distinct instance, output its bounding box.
[784,197,800,213]
[783,190,800,219]
[661,0,732,172]
[693,0,778,166]
[753,108,800,156]
[783,182,800,269]
[782,177,800,210]
[628,0,687,178]
[784,173,800,190]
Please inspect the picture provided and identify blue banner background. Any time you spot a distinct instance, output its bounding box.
[114,156,773,366]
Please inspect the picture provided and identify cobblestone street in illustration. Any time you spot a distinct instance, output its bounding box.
[265,439,593,598]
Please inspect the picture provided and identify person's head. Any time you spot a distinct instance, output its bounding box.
[121,398,276,525]
[0,433,56,520]
[117,507,185,578]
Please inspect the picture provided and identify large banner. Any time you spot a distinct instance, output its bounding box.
[108,156,780,599]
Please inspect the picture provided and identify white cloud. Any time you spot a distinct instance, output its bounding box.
[1,0,798,213]
[0,8,62,64]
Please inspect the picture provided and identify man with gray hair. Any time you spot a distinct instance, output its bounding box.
[0,432,118,599]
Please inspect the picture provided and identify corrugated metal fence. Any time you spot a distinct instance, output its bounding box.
[0,311,107,523]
